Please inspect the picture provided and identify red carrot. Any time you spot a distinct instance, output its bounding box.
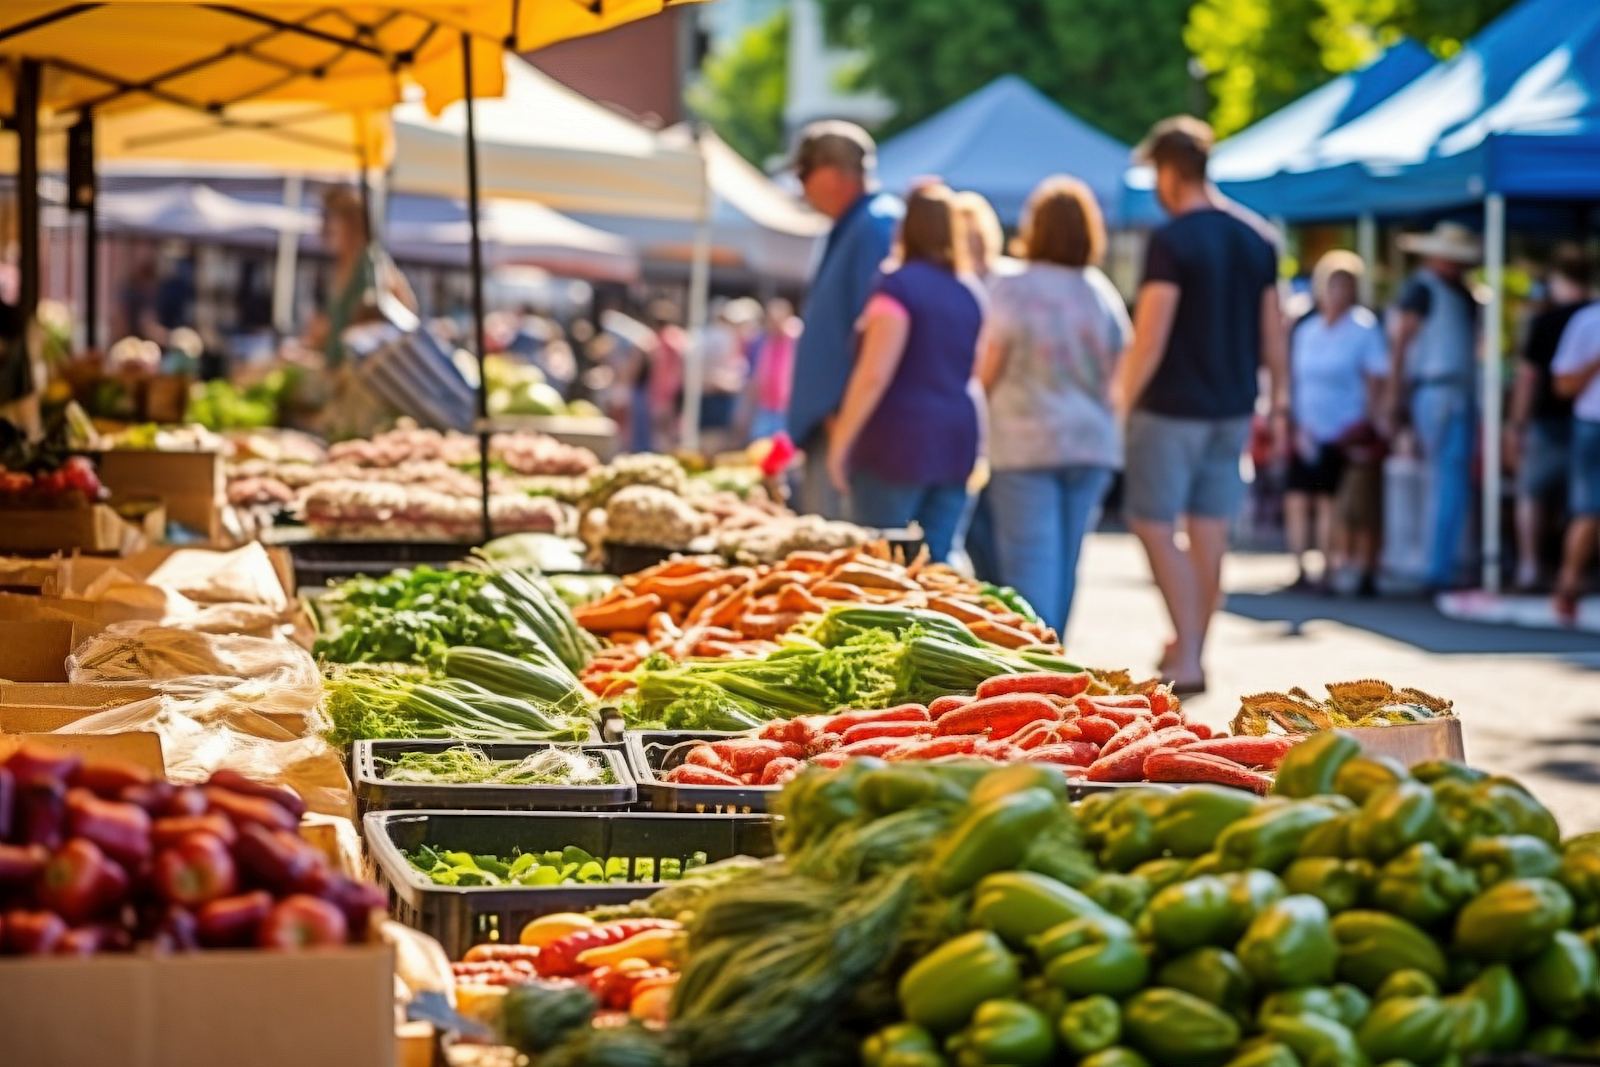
[1144,750,1272,794]
[1151,711,1185,731]
[684,745,732,774]
[1148,685,1178,716]
[973,739,1026,762]
[975,672,1093,700]
[821,704,931,735]
[886,734,983,761]
[1179,734,1298,769]
[1083,694,1152,709]
[928,694,975,718]
[662,764,741,786]
[1025,741,1100,767]
[709,739,793,775]
[840,720,931,745]
[760,757,805,786]
[1084,726,1200,782]
[1073,696,1150,726]
[810,751,849,768]
[935,694,1059,739]
[1189,722,1214,740]
[1099,719,1154,758]
[1074,717,1121,746]
[837,736,913,758]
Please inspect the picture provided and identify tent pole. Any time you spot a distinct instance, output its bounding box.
[71,111,100,352]
[1356,213,1377,307]
[462,32,492,544]
[272,174,304,338]
[1481,192,1506,593]
[17,59,40,336]
[679,123,713,453]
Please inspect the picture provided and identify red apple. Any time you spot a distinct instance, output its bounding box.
[232,823,325,893]
[17,779,66,850]
[153,832,237,907]
[1,909,67,955]
[257,894,348,950]
[69,759,152,797]
[153,813,237,849]
[66,789,152,868]
[3,744,81,788]
[196,890,272,948]
[319,876,388,939]
[0,843,46,888]
[36,838,124,925]
[204,788,296,832]
[157,786,208,818]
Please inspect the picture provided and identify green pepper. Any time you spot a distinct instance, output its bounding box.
[1329,985,1371,1030]
[1473,779,1561,845]
[1034,913,1149,998]
[1217,803,1341,873]
[1354,997,1454,1065]
[858,765,969,817]
[1346,782,1438,862]
[1122,988,1241,1067]
[969,871,1107,946]
[1463,964,1527,1052]
[1410,760,1486,786]
[969,764,1069,806]
[1261,1012,1364,1067]
[1373,971,1438,1001]
[1442,991,1490,1056]
[945,999,1054,1067]
[1099,792,1170,872]
[1329,911,1447,991]
[1460,834,1560,886]
[1019,975,1067,1021]
[1059,995,1122,1056]
[1283,858,1367,914]
[1222,1042,1302,1067]
[1134,858,1195,893]
[1156,787,1263,858]
[1082,789,1166,850]
[1140,876,1236,952]
[1021,816,1100,890]
[1186,852,1229,877]
[1157,948,1254,1021]
[1272,731,1360,799]
[1332,756,1407,806]
[1296,816,1353,860]
[1453,877,1574,961]
[1223,869,1288,938]
[932,788,1062,894]
[1087,873,1153,923]
[1526,1025,1580,1054]
[1258,989,1344,1029]
[1518,929,1598,1021]
[1564,831,1600,855]
[1081,1048,1152,1067]
[899,931,1022,1034]
[1556,847,1600,927]
[864,1023,948,1067]
[1237,895,1338,990]
[1371,843,1477,925]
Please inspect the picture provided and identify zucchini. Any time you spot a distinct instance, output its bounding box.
[442,646,592,708]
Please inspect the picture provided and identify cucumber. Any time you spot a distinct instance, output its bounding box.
[442,646,592,708]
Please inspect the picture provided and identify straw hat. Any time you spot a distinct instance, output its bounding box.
[1398,221,1483,264]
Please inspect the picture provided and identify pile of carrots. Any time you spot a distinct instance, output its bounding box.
[656,672,1298,794]
[576,542,1060,697]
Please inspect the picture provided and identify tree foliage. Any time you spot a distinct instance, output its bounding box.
[1187,0,1520,136]
[687,8,791,166]
[814,0,1195,146]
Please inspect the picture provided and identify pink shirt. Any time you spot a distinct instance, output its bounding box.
[754,320,800,412]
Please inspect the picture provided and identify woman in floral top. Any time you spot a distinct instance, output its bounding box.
[975,176,1130,636]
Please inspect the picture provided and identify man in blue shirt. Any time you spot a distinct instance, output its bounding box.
[787,121,903,518]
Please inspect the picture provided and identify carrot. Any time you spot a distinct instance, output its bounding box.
[694,639,744,658]
[606,631,649,646]
[647,612,681,645]
[928,694,975,718]
[973,739,1026,762]
[904,544,931,578]
[1143,750,1272,794]
[684,746,732,774]
[840,720,931,745]
[1083,726,1200,782]
[1099,719,1154,758]
[837,736,913,758]
[1179,734,1298,769]
[684,586,723,624]
[968,619,1037,649]
[1072,695,1152,726]
[1189,723,1214,740]
[710,738,796,775]
[1074,717,1121,746]
[830,564,920,592]
[646,557,720,580]
[575,594,663,633]
[936,694,1060,739]
[1084,694,1153,709]
[734,611,801,640]
[811,581,869,601]
[707,585,754,627]
[760,757,805,786]
[810,751,850,768]
[1025,741,1100,767]
[1151,711,1185,731]
[783,551,833,573]
[635,571,727,604]
[776,583,824,614]
[927,596,993,624]
[886,734,983,760]
[662,765,741,786]
[822,704,931,735]
[1011,720,1083,750]
[1148,685,1179,716]
[975,672,1093,700]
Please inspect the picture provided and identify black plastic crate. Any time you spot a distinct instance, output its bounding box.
[624,730,779,814]
[353,740,636,814]
[286,539,476,588]
[366,809,777,958]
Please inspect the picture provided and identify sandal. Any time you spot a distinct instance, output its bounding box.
[1554,580,1582,627]
[1170,676,1208,697]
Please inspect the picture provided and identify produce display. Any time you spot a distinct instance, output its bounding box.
[1234,681,1456,735]
[470,738,1600,1067]
[0,419,105,505]
[654,676,1290,790]
[403,845,708,887]
[381,745,615,786]
[0,747,384,955]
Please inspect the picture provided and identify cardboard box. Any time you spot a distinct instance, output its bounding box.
[0,730,165,775]
[1347,717,1466,764]
[96,450,224,542]
[0,943,396,1067]
[0,702,311,737]
[0,681,160,706]
[0,619,86,682]
[0,503,142,554]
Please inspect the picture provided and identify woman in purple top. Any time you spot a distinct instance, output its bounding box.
[826,182,985,562]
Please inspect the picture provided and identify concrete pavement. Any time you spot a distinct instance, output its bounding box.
[1064,533,1600,834]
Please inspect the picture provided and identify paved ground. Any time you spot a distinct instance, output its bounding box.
[1065,533,1600,834]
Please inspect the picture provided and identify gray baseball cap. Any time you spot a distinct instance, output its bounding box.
[790,119,877,178]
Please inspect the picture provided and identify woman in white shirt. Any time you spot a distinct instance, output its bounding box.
[1285,251,1389,593]
[1551,297,1600,622]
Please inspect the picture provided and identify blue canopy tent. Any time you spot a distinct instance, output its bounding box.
[875,75,1135,226]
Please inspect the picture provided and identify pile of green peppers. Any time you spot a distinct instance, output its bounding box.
[862,730,1600,1067]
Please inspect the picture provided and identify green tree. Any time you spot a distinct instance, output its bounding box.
[687,8,791,166]
[1187,0,1520,136]
[814,0,1196,146]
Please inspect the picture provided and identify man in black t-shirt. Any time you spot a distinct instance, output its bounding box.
[1115,116,1287,694]
[1507,247,1591,589]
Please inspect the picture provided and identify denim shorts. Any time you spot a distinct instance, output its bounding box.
[1572,419,1600,517]
[1520,417,1571,499]
[1124,410,1253,522]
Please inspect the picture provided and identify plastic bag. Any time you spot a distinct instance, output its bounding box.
[146,542,289,612]
[67,622,322,713]
[55,688,354,820]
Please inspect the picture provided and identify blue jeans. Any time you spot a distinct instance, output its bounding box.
[848,468,973,563]
[1411,383,1475,587]
[988,466,1114,636]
